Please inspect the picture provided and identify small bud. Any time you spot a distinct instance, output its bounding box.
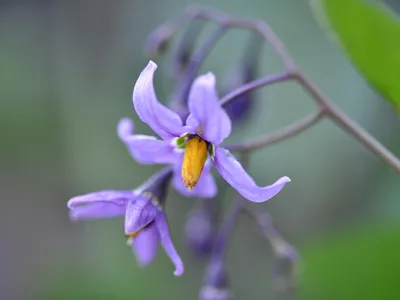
[182,135,208,190]
[272,244,300,292]
[222,33,263,123]
[171,20,205,78]
[145,26,175,58]
[223,67,254,123]
[185,206,215,256]
[199,261,232,300]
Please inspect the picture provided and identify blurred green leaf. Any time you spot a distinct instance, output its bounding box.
[300,222,400,300]
[311,0,400,114]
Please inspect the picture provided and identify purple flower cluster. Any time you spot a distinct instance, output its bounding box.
[119,61,290,201]
[67,61,290,276]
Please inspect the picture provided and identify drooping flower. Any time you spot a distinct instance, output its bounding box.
[67,167,184,276]
[118,61,290,202]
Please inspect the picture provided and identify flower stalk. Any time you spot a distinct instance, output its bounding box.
[224,109,325,152]
[170,25,227,119]
[162,4,400,173]
[67,3,400,299]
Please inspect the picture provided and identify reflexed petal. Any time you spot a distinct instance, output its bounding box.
[187,73,232,145]
[155,212,184,276]
[118,118,180,164]
[172,160,217,199]
[124,195,157,235]
[213,148,291,203]
[67,190,131,221]
[133,61,185,139]
[132,224,159,266]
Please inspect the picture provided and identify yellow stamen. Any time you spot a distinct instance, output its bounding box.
[125,222,154,241]
[181,135,208,190]
[126,230,142,239]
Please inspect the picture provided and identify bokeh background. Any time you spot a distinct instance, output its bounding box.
[1,0,399,299]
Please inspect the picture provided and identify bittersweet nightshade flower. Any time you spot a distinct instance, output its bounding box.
[67,167,184,276]
[118,61,290,202]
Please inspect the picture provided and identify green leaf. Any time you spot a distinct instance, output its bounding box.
[311,0,400,114]
[300,222,400,300]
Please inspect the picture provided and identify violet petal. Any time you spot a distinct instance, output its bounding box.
[67,190,131,221]
[118,118,180,164]
[124,195,157,235]
[133,61,185,139]
[186,73,231,145]
[155,212,184,276]
[213,147,290,203]
[132,224,160,266]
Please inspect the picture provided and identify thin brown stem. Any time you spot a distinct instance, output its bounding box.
[153,5,400,173]
[210,153,249,262]
[294,72,400,173]
[185,5,400,173]
[242,205,300,299]
[170,25,227,116]
[220,72,293,107]
[186,4,296,70]
[241,205,299,262]
[225,109,325,152]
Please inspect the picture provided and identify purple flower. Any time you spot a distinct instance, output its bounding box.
[67,167,184,276]
[118,61,290,202]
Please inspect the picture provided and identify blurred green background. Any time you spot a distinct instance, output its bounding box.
[1,0,399,299]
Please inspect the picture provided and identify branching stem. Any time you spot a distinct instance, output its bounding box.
[225,109,325,152]
[180,5,400,173]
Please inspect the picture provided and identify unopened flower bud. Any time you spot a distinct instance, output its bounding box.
[222,33,263,123]
[272,241,300,293]
[199,261,232,300]
[223,67,254,123]
[185,206,215,256]
[171,20,205,78]
[145,26,175,58]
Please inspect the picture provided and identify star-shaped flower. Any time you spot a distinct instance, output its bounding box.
[67,167,184,276]
[118,61,290,202]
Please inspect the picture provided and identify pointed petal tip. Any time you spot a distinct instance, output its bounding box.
[67,200,74,209]
[67,197,81,209]
[280,176,291,183]
[197,72,215,84]
[173,265,184,276]
[138,60,157,76]
[117,118,134,139]
[147,60,158,69]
